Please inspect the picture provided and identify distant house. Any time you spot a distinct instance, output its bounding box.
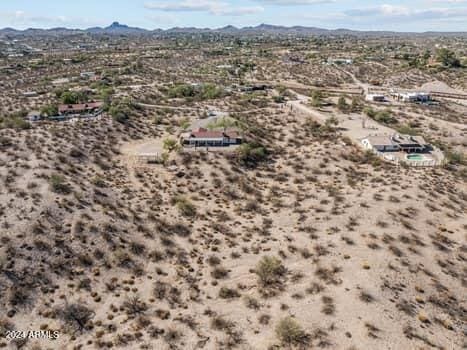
[362,134,429,153]
[58,101,103,115]
[180,128,242,147]
[52,78,70,86]
[239,84,269,92]
[365,94,386,102]
[80,71,96,79]
[392,92,431,103]
[22,91,38,98]
[26,111,41,122]
[327,58,353,65]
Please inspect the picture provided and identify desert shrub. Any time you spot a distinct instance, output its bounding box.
[110,105,129,123]
[163,138,180,153]
[109,99,138,123]
[445,150,465,166]
[310,90,323,107]
[58,304,94,333]
[219,287,240,299]
[436,48,461,68]
[364,107,397,124]
[61,90,88,104]
[255,256,286,287]
[40,104,58,117]
[337,95,348,112]
[396,124,419,136]
[171,196,197,217]
[273,95,285,103]
[236,143,267,166]
[122,296,148,317]
[211,266,229,279]
[49,174,71,194]
[0,116,30,130]
[244,296,260,309]
[275,317,309,346]
[168,83,224,100]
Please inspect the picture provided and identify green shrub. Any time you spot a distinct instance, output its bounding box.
[163,138,180,153]
[436,48,461,68]
[256,256,286,287]
[40,104,58,117]
[0,116,31,130]
[61,91,88,104]
[275,317,309,346]
[110,105,129,123]
[310,90,323,107]
[337,95,348,112]
[446,150,465,166]
[219,287,240,299]
[49,174,71,194]
[171,196,197,217]
[273,95,285,103]
[168,83,223,100]
[236,143,267,166]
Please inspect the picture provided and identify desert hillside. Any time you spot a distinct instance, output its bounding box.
[0,31,466,350]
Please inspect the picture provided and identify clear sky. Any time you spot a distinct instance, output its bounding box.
[0,0,466,32]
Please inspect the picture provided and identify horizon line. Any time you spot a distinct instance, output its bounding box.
[1,22,466,34]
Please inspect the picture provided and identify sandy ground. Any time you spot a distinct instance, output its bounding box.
[420,81,466,95]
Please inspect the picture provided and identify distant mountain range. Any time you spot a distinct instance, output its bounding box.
[1,22,465,37]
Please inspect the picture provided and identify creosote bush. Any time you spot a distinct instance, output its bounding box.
[275,317,309,346]
[171,196,197,217]
[49,174,71,194]
[255,256,286,287]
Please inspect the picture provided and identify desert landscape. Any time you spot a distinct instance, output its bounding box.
[0,18,466,350]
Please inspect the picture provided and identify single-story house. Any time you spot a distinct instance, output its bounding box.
[327,58,353,65]
[80,71,96,79]
[392,134,429,153]
[393,92,431,103]
[22,91,38,98]
[180,128,242,147]
[362,133,429,153]
[365,94,386,102]
[362,135,400,152]
[58,101,103,115]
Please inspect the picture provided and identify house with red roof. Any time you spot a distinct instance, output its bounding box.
[58,101,103,115]
[180,127,242,147]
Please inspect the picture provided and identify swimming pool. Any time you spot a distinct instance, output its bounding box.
[406,154,424,161]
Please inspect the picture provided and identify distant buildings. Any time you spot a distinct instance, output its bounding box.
[52,78,70,86]
[22,91,38,98]
[361,133,443,166]
[365,94,386,102]
[80,71,96,79]
[391,91,431,103]
[327,58,353,65]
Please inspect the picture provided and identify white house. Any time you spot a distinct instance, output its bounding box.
[80,71,96,79]
[362,135,400,152]
[362,134,429,153]
[365,94,386,102]
[393,92,431,103]
[327,58,353,65]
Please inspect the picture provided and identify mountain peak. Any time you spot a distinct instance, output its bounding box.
[107,22,128,29]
